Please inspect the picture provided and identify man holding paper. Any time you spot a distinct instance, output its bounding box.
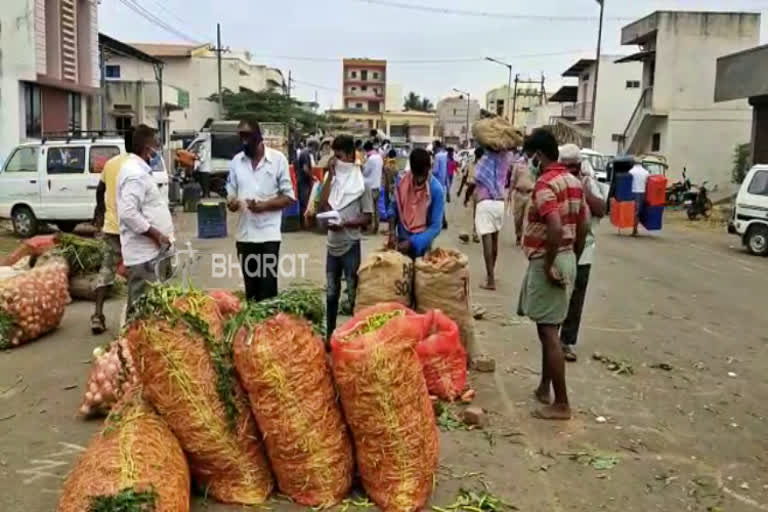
[313,135,373,338]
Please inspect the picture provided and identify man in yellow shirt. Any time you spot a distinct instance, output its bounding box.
[92,151,130,334]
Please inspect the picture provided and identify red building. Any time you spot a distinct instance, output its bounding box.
[342,58,387,113]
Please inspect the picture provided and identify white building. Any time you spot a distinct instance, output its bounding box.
[617,10,760,188]
[1,0,100,157]
[386,83,404,113]
[549,56,642,154]
[485,83,544,127]
[91,34,189,144]
[436,96,481,147]
[104,42,286,134]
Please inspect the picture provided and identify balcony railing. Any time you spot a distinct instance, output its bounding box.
[621,87,653,151]
[574,101,593,122]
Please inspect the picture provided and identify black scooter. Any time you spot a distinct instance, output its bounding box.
[685,181,713,220]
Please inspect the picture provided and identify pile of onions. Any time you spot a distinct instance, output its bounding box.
[0,260,70,347]
[79,339,139,417]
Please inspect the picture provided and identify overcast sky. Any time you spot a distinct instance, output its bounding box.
[100,0,768,111]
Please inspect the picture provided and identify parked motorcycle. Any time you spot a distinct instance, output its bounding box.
[685,181,713,220]
[666,169,692,206]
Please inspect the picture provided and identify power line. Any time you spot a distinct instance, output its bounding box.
[141,0,194,29]
[116,0,199,43]
[345,0,634,21]
[250,50,589,65]
[292,78,340,92]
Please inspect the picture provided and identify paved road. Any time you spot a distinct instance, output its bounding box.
[1,205,766,511]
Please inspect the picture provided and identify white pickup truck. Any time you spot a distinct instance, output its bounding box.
[0,135,169,237]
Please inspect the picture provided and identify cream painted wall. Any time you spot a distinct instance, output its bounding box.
[592,56,642,155]
[0,0,39,157]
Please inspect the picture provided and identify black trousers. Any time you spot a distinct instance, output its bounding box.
[195,171,211,198]
[561,264,592,346]
[236,241,280,302]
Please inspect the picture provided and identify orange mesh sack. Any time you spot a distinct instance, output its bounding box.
[233,313,353,506]
[79,338,140,418]
[209,290,242,320]
[414,248,475,357]
[331,303,438,512]
[417,310,467,401]
[0,258,70,349]
[58,391,190,512]
[126,286,274,505]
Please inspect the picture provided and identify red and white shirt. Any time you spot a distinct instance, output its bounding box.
[523,163,587,260]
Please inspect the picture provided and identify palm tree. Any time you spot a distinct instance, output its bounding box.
[404,92,422,111]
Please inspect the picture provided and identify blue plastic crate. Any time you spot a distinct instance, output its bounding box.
[282,199,300,217]
[197,202,227,239]
[614,173,634,202]
[640,205,664,231]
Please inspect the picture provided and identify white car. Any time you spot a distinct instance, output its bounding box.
[730,164,768,256]
[0,136,169,237]
[580,148,608,182]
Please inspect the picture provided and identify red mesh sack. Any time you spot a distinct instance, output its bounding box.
[233,313,353,506]
[416,310,467,401]
[209,289,242,319]
[331,303,438,512]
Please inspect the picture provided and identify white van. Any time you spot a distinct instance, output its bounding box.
[730,164,768,256]
[0,135,169,237]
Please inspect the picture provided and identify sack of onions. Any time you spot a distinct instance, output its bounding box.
[0,259,70,349]
[126,284,274,505]
[59,390,190,512]
[79,338,140,418]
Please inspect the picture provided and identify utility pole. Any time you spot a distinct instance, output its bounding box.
[287,70,294,98]
[485,57,513,124]
[211,23,229,119]
[511,74,520,126]
[590,0,605,147]
[453,88,471,148]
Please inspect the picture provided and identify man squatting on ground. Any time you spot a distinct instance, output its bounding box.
[518,129,589,421]
[311,134,373,338]
[227,118,296,302]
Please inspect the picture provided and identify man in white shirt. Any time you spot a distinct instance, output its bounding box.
[362,140,383,234]
[226,119,296,302]
[559,145,606,362]
[629,159,650,236]
[117,124,174,313]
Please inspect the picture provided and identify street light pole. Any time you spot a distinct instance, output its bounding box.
[590,0,605,147]
[485,57,514,124]
[453,87,471,148]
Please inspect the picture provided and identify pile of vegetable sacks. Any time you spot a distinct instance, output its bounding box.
[79,338,140,417]
[331,303,439,512]
[126,285,274,505]
[0,259,70,349]
[59,391,190,512]
[233,313,353,506]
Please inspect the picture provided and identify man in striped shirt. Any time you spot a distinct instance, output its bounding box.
[518,129,589,421]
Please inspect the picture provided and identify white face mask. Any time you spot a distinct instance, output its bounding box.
[335,160,356,174]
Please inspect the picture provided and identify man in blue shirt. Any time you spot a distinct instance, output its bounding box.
[432,140,448,189]
[387,148,445,259]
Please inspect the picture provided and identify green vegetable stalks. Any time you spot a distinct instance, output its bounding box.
[226,287,326,341]
[343,310,405,340]
[87,487,156,512]
[53,234,106,275]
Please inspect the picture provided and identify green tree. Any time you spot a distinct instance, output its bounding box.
[209,89,338,134]
[403,91,434,112]
[732,143,751,184]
